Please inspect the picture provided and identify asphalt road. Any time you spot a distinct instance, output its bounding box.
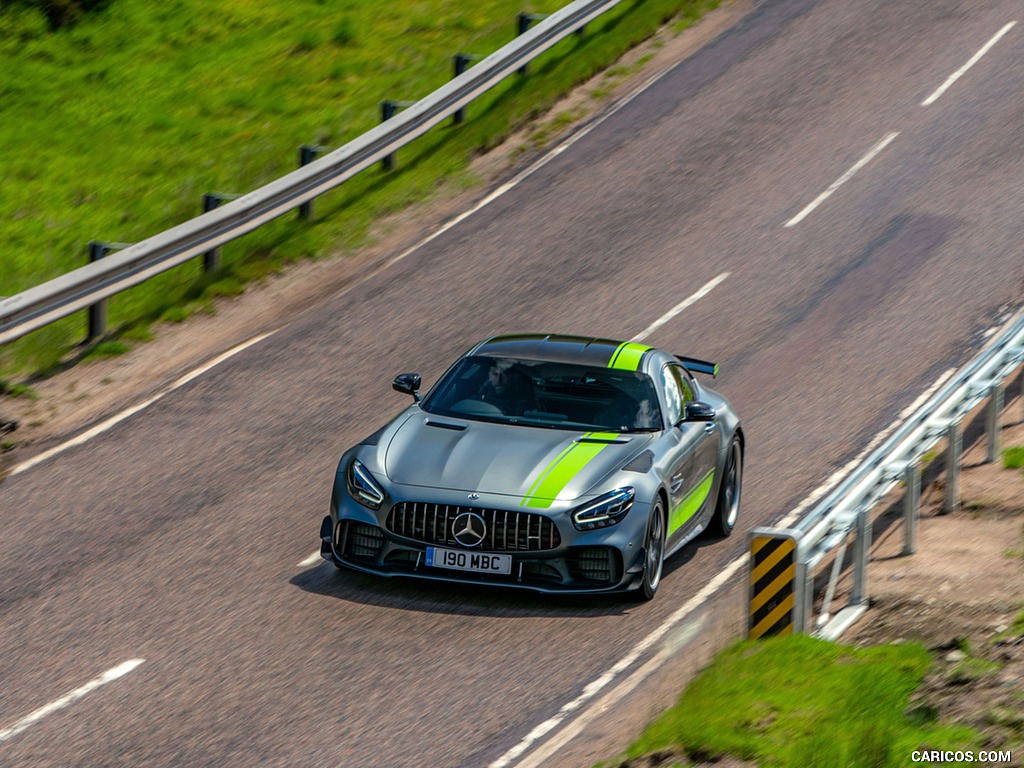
[2,0,1023,766]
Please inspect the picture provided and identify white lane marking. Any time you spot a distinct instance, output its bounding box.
[9,333,274,477]
[298,551,323,567]
[631,272,730,342]
[0,659,144,744]
[497,364,961,767]
[6,53,713,480]
[784,132,900,228]
[921,21,1017,106]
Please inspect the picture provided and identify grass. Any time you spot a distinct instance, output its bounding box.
[0,0,721,378]
[996,611,1024,642]
[0,380,39,399]
[1002,446,1024,471]
[82,339,132,361]
[614,634,983,768]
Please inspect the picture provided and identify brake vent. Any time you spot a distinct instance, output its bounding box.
[340,521,385,561]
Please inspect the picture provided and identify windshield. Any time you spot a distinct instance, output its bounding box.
[421,356,663,432]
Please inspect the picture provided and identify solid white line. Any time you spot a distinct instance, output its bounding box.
[921,21,1017,106]
[498,362,962,767]
[9,333,274,477]
[490,564,739,768]
[0,659,144,743]
[512,617,708,768]
[784,132,900,228]
[774,367,955,528]
[632,272,730,342]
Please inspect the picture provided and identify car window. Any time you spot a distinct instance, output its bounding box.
[660,366,684,425]
[670,365,695,402]
[661,365,696,426]
[422,356,662,432]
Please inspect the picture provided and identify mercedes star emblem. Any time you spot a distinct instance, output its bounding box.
[451,512,487,548]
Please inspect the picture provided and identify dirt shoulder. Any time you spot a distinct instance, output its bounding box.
[844,407,1024,761]
[0,0,751,465]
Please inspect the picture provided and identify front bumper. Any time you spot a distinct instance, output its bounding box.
[319,515,646,595]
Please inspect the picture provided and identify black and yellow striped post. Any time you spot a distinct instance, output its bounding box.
[748,527,800,639]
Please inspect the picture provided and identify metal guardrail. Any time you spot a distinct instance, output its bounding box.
[749,308,1024,640]
[0,0,623,347]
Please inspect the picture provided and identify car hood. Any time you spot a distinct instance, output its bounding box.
[383,415,652,503]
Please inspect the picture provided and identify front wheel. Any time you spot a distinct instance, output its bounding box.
[633,499,666,601]
[708,437,742,538]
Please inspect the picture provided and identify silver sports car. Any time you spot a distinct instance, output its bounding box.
[319,334,743,599]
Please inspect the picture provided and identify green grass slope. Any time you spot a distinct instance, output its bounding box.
[0,0,717,374]
[614,635,984,768]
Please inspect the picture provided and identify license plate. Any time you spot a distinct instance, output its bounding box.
[425,547,512,575]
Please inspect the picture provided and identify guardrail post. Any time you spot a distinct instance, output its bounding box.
[943,419,962,514]
[1018,361,1024,425]
[84,241,131,343]
[452,54,485,125]
[903,462,920,555]
[297,145,328,220]
[516,13,549,74]
[380,101,415,171]
[796,559,811,635]
[851,507,870,607]
[201,193,241,272]
[1019,362,1024,425]
[985,383,1004,463]
[86,241,110,342]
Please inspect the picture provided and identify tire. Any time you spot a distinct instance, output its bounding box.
[708,437,742,538]
[633,498,666,601]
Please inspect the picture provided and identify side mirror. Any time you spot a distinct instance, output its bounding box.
[392,372,422,402]
[682,401,715,423]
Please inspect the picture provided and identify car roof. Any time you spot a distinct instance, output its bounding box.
[469,334,655,371]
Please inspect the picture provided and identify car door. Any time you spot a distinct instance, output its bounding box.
[662,365,719,549]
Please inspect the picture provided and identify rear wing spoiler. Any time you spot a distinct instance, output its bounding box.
[676,355,718,377]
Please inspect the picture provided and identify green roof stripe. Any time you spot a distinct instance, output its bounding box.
[608,341,651,371]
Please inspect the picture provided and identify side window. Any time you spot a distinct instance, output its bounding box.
[671,366,696,403]
[660,366,684,426]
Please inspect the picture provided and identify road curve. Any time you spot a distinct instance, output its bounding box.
[1,0,1023,766]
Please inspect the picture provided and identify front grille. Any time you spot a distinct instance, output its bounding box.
[387,502,561,552]
[567,547,621,584]
[338,521,385,562]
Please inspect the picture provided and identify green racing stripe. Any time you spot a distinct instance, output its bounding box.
[669,468,715,534]
[521,432,620,508]
[607,341,650,371]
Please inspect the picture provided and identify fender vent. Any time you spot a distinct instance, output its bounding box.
[623,450,654,473]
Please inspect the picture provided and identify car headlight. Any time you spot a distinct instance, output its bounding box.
[347,459,385,510]
[571,487,635,531]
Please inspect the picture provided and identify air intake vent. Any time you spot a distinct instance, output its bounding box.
[339,521,385,562]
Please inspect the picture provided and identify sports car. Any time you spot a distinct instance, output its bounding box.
[319,334,743,599]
